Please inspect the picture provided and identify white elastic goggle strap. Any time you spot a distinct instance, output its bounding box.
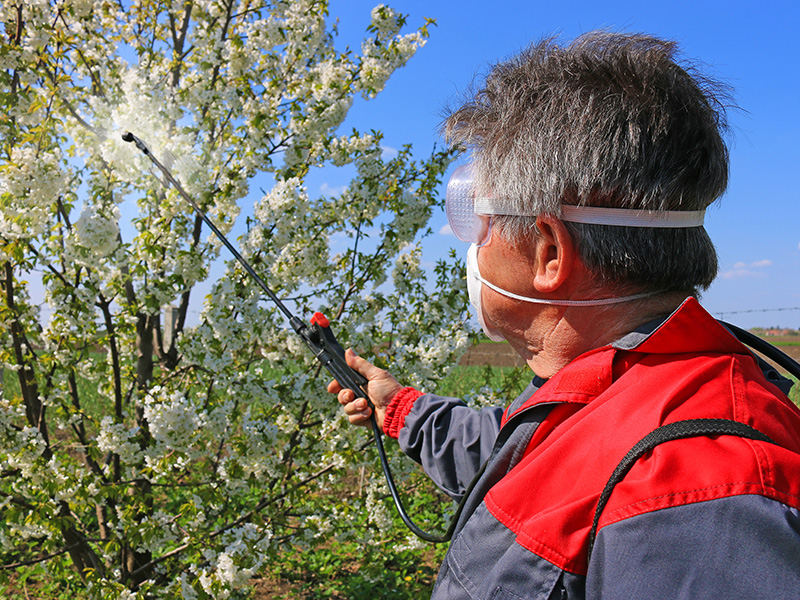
[472,269,660,307]
[474,197,705,228]
[559,205,706,228]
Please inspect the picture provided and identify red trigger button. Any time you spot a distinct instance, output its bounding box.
[311,312,330,328]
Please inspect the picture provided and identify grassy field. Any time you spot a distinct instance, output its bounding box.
[762,337,800,407]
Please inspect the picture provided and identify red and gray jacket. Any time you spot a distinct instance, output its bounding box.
[383,298,800,599]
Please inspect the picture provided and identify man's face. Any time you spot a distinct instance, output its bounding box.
[475,230,552,351]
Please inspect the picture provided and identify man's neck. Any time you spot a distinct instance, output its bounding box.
[515,292,688,378]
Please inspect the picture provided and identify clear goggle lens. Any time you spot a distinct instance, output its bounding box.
[445,163,492,246]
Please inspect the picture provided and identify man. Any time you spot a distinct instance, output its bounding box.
[329,32,800,599]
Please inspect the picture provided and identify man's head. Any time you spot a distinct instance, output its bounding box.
[443,31,731,294]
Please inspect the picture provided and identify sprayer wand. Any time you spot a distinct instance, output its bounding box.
[121,132,297,328]
[122,131,455,542]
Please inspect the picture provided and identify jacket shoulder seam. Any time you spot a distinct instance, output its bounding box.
[602,483,800,527]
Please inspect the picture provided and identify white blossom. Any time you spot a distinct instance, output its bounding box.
[96,417,141,465]
[0,145,67,240]
[143,387,204,453]
[74,206,120,256]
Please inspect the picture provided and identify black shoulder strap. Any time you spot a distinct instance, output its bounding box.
[586,418,777,563]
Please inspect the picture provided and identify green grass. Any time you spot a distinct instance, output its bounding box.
[433,364,530,401]
[1,360,111,435]
[789,376,800,408]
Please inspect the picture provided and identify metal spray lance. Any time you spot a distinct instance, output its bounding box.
[121,131,460,542]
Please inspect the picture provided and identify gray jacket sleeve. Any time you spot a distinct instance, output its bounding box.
[396,393,504,501]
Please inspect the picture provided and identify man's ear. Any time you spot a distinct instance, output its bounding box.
[531,216,577,293]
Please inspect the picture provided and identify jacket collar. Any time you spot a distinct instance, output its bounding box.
[506,297,750,421]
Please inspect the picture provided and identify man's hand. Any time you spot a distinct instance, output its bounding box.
[327,349,402,430]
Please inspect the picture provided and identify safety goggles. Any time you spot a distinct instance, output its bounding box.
[445,162,707,245]
[445,164,486,245]
[445,164,530,246]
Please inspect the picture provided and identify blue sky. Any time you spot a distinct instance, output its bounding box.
[320,0,800,329]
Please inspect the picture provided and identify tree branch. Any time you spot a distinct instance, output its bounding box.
[127,460,339,581]
[0,542,84,571]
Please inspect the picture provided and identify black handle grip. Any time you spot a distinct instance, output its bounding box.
[305,313,369,401]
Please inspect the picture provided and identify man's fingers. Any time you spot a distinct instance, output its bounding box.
[348,412,372,425]
[338,395,372,425]
[336,388,356,405]
[343,397,369,413]
[328,349,393,430]
[343,397,370,415]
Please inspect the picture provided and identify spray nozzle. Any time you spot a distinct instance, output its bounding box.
[121,131,149,155]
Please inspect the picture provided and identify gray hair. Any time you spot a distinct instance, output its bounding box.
[443,31,731,292]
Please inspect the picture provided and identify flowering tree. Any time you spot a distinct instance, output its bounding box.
[0,1,472,597]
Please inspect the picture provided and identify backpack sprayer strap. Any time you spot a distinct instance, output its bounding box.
[586,418,777,563]
[723,321,800,380]
[586,323,799,561]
